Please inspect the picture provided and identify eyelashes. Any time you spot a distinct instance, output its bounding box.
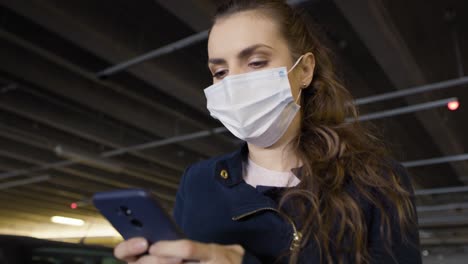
[248,60,268,68]
[212,60,269,80]
[212,69,227,79]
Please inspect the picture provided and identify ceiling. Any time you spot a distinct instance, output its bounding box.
[0,0,467,258]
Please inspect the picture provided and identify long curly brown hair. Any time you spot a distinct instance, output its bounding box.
[211,0,417,263]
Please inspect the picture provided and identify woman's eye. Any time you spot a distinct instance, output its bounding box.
[249,61,267,68]
[212,70,227,79]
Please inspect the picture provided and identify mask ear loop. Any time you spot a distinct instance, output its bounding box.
[295,88,303,105]
[287,55,305,74]
[288,55,306,106]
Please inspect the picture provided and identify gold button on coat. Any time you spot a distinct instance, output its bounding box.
[220,169,229,179]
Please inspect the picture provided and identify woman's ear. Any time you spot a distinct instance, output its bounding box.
[300,52,315,87]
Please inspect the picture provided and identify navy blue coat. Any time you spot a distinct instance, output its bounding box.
[172,144,422,263]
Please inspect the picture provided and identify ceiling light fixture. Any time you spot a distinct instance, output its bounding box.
[50,216,85,226]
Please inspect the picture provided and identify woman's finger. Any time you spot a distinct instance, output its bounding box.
[136,255,159,264]
[137,255,182,264]
[114,237,148,262]
[149,239,212,261]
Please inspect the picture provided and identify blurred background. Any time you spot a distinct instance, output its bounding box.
[0,0,467,263]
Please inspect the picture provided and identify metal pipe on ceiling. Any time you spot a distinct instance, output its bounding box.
[0,160,73,181]
[0,146,180,192]
[402,154,468,168]
[53,145,179,190]
[417,202,468,213]
[415,185,468,196]
[0,175,50,190]
[349,97,457,122]
[355,76,468,105]
[103,127,228,156]
[418,215,468,227]
[96,30,209,78]
[55,145,124,174]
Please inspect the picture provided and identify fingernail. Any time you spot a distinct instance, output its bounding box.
[133,240,148,251]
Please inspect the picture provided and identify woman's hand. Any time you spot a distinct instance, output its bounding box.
[114,237,245,264]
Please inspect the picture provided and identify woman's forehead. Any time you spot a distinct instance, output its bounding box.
[208,11,287,58]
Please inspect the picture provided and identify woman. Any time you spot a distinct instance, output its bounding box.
[114,0,422,263]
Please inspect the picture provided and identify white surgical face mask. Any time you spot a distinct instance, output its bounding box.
[204,55,304,148]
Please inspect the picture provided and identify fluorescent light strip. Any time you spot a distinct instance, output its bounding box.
[51,216,85,226]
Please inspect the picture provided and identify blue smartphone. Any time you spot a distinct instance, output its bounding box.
[92,188,183,244]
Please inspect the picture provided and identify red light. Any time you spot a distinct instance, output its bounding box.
[447,101,459,111]
[70,202,78,209]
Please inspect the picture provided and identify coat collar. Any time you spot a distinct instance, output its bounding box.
[213,143,248,188]
[213,143,301,218]
[213,143,303,187]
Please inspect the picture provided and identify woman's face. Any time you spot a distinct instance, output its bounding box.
[207,10,303,98]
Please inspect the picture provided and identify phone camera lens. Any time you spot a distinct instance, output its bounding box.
[130,219,143,228]
[120,206,132,216]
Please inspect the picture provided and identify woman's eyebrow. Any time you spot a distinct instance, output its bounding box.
[208,43,273,67]
[208,58,226,66]
[237,43,273,60]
